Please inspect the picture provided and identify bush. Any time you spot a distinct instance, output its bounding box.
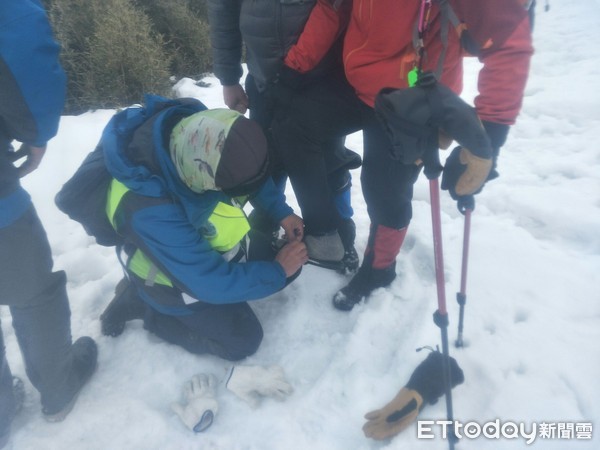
[48,0,211,113]
[135,0,212,80]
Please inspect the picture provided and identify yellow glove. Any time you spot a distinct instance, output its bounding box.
[455,147,493,196]
[442,146,493,199]
[363,388,424,440]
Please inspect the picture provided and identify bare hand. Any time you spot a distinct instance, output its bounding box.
[17,144,46,178]
[223,84,249,114]
[275,241,308,277]
[280,214,304,242]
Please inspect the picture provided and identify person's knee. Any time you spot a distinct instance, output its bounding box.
[219,325,263,361]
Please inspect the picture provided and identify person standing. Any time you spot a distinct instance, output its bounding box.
[207,0,362,273]
[0,0,98,445]
[330,0,533,310]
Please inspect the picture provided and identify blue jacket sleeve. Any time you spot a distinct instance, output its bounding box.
[128,202,287,304]
[250,177,294,224]
[0,0,66,146]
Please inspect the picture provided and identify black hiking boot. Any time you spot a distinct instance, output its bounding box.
[43,337,98,422]
[100,278,145,337]
[332,264,396,311]
[338,218,359,274]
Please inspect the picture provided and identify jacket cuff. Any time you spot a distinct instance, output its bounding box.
[482,120,510,151]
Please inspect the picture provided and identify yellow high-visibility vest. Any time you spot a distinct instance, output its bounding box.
[106,178,250,287]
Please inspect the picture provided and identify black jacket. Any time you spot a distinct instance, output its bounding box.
[208,0,339,92]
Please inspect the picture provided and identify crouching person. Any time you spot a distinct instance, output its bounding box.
[98,98,307,361]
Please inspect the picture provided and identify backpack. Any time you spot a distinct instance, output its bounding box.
[55,94,208,246]
[55,143,120,246]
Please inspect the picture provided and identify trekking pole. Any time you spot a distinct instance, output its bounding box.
[428,176,457,450]
[455,208,472,348]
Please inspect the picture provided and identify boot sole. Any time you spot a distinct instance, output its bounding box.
[307,258,345,272]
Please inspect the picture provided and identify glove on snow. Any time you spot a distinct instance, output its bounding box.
[171,374,219,432]
[226,365,293,408]
[363,351,464,441]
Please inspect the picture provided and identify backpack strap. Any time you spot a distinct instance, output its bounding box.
[411,0,471,82]
[434,0,461,79]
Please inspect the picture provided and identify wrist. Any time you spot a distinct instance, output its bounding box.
[481,121,509,151]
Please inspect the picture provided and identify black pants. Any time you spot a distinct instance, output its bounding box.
[0,207,76,429]
[132,230,297,361]
[246,74,360,233]
[361,112,422,229]
[265,71,421,231]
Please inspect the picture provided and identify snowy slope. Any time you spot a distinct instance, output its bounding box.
[3,1,599,449]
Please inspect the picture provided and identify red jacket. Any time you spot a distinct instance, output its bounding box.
[284,0,351,73]
[341,0,533,125]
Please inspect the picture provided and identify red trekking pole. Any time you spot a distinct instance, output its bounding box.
[455,208,472,348]
[428,176,458,450]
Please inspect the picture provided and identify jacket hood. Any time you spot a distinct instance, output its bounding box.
[103,95,221,228]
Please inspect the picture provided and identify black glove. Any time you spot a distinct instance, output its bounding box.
[406,351,464,405]
[276,65,307,90]
[265,65,307,111]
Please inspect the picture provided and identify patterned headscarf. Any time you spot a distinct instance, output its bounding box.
[169,109,268,195]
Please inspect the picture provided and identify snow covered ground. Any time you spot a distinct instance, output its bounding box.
[3,1,599,449]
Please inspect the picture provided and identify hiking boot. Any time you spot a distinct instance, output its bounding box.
[340,246,359,274]
[0,377,25,449]
[332,264,396,311]
[43,337,98,422]
[100,278,145,337]
[305,231,345,270]
[338,219,359,274]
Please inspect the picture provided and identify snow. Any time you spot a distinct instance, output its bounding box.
[3,2,599,449]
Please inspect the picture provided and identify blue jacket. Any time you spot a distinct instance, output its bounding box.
[0,0,66,227]
[103,96,292,313]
